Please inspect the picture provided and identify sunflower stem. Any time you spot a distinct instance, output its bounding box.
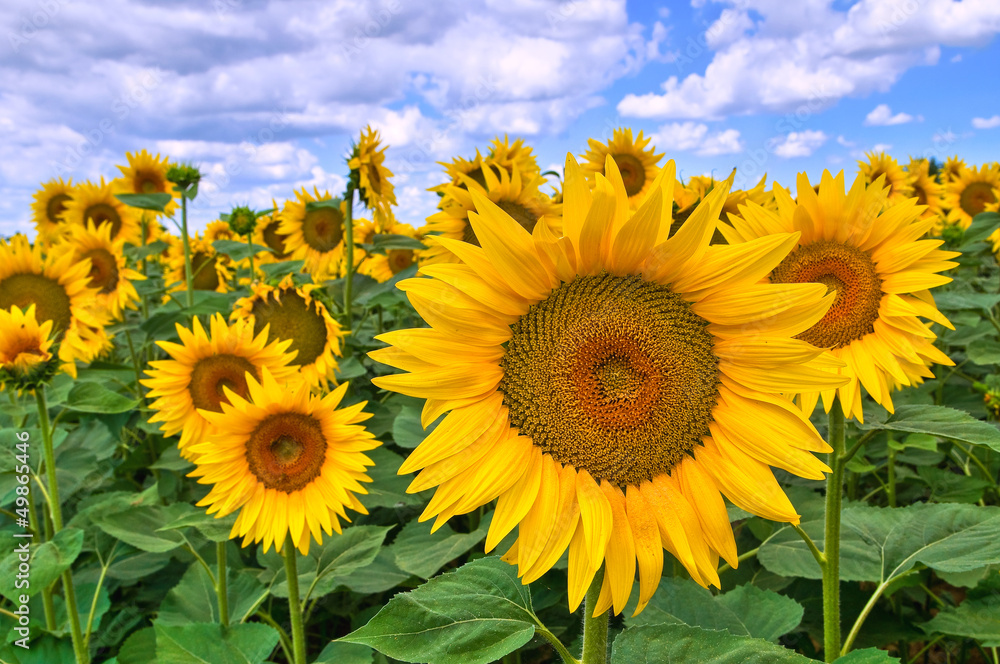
[580,571,608,664]
[217,541,229,627]
[180,194,194,308]
[822,400,846,662]
[35,387,88,664]
[283,534,307,664]
[343,186,355,331]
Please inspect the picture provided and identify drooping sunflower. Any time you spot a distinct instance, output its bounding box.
[279,188,348,281]
[164,234,233,296]
[67,222,144,322]
[114,149,179,216]
[421,164,561,266]
[359,221,423,283]
[0,305,56,388]
[720,171,959,421]
[348,125,396,215]
[905,158,945,223]
[581,128,663,210]
[231,275,345,389]
[0,235,109,377]
[857,152,914,205]
[370,153,848,617]
[142,314,299,460]
[943,163,1000,229]
[61,178,142,245]
[30,178,75,244]
[189,368,379,555]
[488,136,541,180]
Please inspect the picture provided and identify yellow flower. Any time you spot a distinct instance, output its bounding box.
[279,188,348,282]
[370,153,847,616]
[941,155,966,182]
[142,314,299,460]
[348,125,396,215]
[487,135,541,180]
[114,149,179,216]
[857,152,914,205]
[190,368,379,555]
[905,158,945,224]
[164,234,233,295]
[582,128,663,210]
[0,305,55,385]
[66,222,144,322]
[721,170,959,421]
[943,163,1000,229]
[359,221,423,283]
[61,178,142,245]
[31,178,75,245]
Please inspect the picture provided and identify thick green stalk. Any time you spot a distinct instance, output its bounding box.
[343,188,355,330]
[179,195,194,308]
[581,572,608,664]
[217,541,229,626]
[35,388,88,664]
[283,535,307,664]
[823,401,846,662]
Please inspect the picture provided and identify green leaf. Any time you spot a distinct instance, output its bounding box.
[118,626,158,664]
[154,622,280,664]
[340,556,537,664]
[968,338,1000,366]
[392,401,440,449]
[372,234,426,251]
[917,466,992,503]
[625,577,802,642]
[610,624,813,663]
[834,649,901,663]
[65,382,139,414]
[211,239,272,262]
[961,211,1000,247]
[361,448,427,509]
[93,503,195,553]
[861,405,1000,452]
[337,548,412,594]
[259,259,304,280]
[158,562,269,626]
[115,192,173,212]
[159,510,238,543]
[933,292,1000,312]
[306,198,342,210]
[125,239,169,261]
[392,518,486,580]
[0,634,75,664]
[334,355,367,381]
[920,595,1000,646]
[315,641,374,664]
[0,528,84,600]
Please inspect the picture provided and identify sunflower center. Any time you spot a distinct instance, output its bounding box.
[136,173,162,194]
[84,203,123,239]
[262,219,290,259]
[245,413,328,492]
[46,194,71,224]
[191,252,222,291]
[387,249,414,275]
[960,182,997,217]
[610,153,646,197]
[0,274,72,336]
[188,354,258,413]
[770,241,883,349]
[250,291,328,367]
[499,273,720,487]
[2,333,46,365]
[913,182,928,206]
[82,248,120,294]
[303,207,344,252]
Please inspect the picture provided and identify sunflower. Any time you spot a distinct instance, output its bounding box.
[943,163,1000,229]
[905,158,945,223]
[142,314,299,460]
[30,178,75,244]
[67,222,144,321]
[279,188,350,282]
[252,208,293,268]
[348,125,396,215]
[205,220,237,243]
[421,164,561,266]
[189,368,378,554]
[941,156,966,182]
[61,178,142,245]
[857,152,914,205]
[231,275,345,390]
[720,170,959,421]
[359,221,423,283]
[429,152,488,197]
[164,234,233,295]
[488,136,541,180]
[581,128,663,211]
[0,235,109,377]
[114,149,179,216]
[370,153,848,617]
[0,305,56,387]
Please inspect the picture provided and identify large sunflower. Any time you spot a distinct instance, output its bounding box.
[0,236,109,377]
[30,178,75,245]
[231,275,345,390]
[279,188,348,282]
[61,178,142,245]
[142,314,299,460]
[370,154,848,616]
[421,164,561,266]
[67,222,144,322]
[190,369,378,555]
[114,149,179,216]
[943,163,1000,229]
[581,128,663,210]
[720,171,958,421]
[0,305,55,387]
[857,152,914,205]
[348,125,396,215]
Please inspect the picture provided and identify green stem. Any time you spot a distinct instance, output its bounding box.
[139,215,150,320]
[886,434,897,508]
[792,523,826,569]
[26,469,55,630]
[717,546,761,575]
[179,195,194,308]
[841,572,916,655]
[83,545,115,651]
[283,534,307,664]
[343,187,355,331]
[580,571,608,664]
[823,401,846,662]
[35,387,88,664]
[909,636,943,663]
[217,541,229,627]
[537,625,580,664]
[256,609,294,664]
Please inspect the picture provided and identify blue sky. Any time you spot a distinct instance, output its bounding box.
[2,0,999,236]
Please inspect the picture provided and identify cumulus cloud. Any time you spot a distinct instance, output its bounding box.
[770,130,828,158]
[973,115,1000,129]
[864,103,916,126]
[651,122,743,156]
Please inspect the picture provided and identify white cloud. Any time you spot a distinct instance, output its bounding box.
[871,143,893,154]
[864,103,915,126]
[837,135,855,147]
[771,130,828,158]
[651,122,743,156]
[973,115,1000,129]
[951,53,962,62]
[618,0,1000,120]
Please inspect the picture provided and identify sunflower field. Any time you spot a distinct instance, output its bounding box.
[2,128,1000,664]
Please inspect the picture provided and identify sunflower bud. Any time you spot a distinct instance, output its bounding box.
[166,163,202,195]
[227,205,258,237]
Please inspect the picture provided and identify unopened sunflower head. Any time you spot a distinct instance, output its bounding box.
[0,304,59,390]
[370,152,850,617]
